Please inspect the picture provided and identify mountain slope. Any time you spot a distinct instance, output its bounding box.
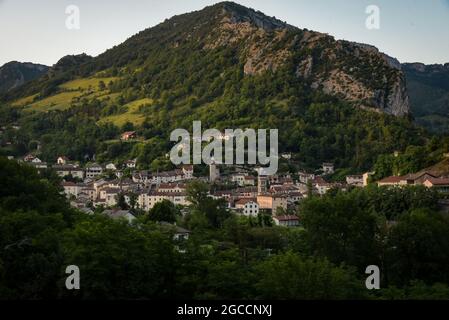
[0,61,49,94]
[403,63,449,132]
[4,1,410,116]
[0,2,428,170]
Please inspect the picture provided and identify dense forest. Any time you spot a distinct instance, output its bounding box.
[1,157,449,299]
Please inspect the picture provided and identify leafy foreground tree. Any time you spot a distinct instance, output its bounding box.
[254,252,367,300]
[1,158,449,299]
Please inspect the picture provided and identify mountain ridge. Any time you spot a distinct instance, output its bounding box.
[0,61,49,94]
[2,1,410,117]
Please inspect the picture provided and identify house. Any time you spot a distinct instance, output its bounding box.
[235,199,259,217]
[257,194,288,212]
[244,176,256,186]
[125,159,137,169]
[377,176,407,187]
[62,181,84,198]
[138,191,190,211]
[29,161,48,170]
[287,192,303,204]
[298,171,315,184]
[182,165,194,180]
[103,209,136,223]
[102,188,120,207]
[312,177,332,195]
[403,171,439,185]
[346,175,364,187]
[105,163,117,171]
[53,164,84,180]
[157,183,186,193]
[86,163,103,178]
[273,215,300,227]
[24,154,39,162]
[57,156,69,165]
[235,198,255,209]
[121,131,137,141]
[231,174,246,186]
[423,178,449,193]
[159,222,191,241]
[322,163,335,174]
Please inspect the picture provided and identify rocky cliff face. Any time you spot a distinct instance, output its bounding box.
[0,61,49,94]
[206,2,411,116]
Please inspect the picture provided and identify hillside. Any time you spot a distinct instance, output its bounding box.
[0,2,430,170]
[0,61,49,94]
[403,63,449,133]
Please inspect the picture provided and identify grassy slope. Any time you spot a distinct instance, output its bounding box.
[11,77,119,112]
[98,98,153,126]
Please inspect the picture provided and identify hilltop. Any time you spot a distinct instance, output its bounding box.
[0,61,49,94]
[0,2,430,170]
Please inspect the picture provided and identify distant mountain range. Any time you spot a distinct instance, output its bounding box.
[402,63,449,133]
[0,61,48,94]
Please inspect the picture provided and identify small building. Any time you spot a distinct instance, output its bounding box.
[53,164,84,180]
[62,181,84,198]
[257,194,288,212]
[103,209,136,223]
[86,163,103,179]
[423,178,449,193]
[57,156,69,165]
[346,175,364,187]
[125,159,137,169]
[322,163,335,175]
[273,215,300,227]
[121,131,137,141]
[243,201,259,217]
[24,154,39,162]
[106,163,117,171]
[377,176,407,187]
[298,171,315,184]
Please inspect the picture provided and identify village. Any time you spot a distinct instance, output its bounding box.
[16,140,449,229]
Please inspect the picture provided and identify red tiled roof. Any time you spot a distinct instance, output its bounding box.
[235,198,257,205]
[426,178,449,186]
[378,176,404,184]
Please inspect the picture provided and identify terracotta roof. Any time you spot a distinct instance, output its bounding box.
[426,178,449,186]
[235,198,257,206]
[62,181,77,187]
[378,176,404,184]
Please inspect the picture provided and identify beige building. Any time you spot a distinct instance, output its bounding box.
[257,194,288,213]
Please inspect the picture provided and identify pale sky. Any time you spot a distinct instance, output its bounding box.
[0,0,448,67]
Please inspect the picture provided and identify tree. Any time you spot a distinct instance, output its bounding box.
[254,252,366,299]
[148,200,179,223]
[300,190,383,271]
[116,193,129,210]
[386,209,449,286]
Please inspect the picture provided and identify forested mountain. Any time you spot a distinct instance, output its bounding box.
[403,63,449,133]
[0,1,441,172]
[0,61,48,94]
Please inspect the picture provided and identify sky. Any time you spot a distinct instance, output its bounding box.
[0,0,448,67]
